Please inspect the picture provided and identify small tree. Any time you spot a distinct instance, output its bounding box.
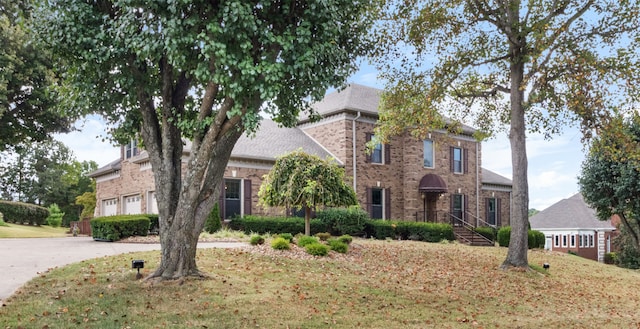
[46,203,64,228]
[579,114,640,253]
[259,151,358,236]
[204,203,222,234]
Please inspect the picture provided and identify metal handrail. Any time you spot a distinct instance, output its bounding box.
[465,211,497,229]
[449,212,494,245]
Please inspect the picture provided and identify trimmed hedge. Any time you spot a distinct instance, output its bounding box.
[0,201,49,225]
[316,207,369,236]
[90,215,151,242]
[228,215,328,235]
[365,220,455,242]
[497,226,545,249]
[474,226,496,242]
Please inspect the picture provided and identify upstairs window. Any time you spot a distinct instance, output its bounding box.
[366,133,389,164]
[423,140,434,168]
[125,140,138,159]
[452,147,463,173]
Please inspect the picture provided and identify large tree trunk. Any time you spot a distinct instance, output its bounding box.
[501,2,530,269]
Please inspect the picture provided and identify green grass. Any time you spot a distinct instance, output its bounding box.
[1,240,639,328]
[0,223,69,238]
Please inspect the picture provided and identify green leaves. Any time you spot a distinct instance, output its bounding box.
[259,150,358,211]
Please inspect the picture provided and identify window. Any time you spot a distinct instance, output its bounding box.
[125,140,138,159]
[570,235,575,248]
[589,235,594,247]
[486,198,497,226]
[579,235,583,247]
[451,194,464,223]
[371,138,383,164]
[224,179,241,219]
[452,147,463,173]
[423,140,434,168]
[371,188,383,219]
[554,235,559,247]
[562,235,567,247]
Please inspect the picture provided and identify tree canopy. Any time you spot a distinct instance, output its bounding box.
[579,114,640,252]
[369,0,640,269]
[35,0,375,279]
[0,0,70,151]
[259,150,358,235]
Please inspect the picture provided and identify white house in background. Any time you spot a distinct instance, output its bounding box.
[529,193,616,262]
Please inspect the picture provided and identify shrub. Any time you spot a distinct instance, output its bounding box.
[305,243,329,256]
[315,232,331,241]
[0,201,49,225]
[228,215,328,235]
[497,226,511,247]
[278,232,294,243]
[271,237,290,250]
[204,203,222,234]
[327,239,348,253]
[474,226,496,241]
[249,234,265,245]
[46,204,64,228]
[365,220,454,242]
[498,226,545,249]
[148,214,160,234]
[317,206,369,236]
[528,230,545,249]
[604,252,618,265]
[337,235,353,245]
[297,235,319,247]
[90,215,150,241]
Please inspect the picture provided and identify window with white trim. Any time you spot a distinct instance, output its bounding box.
[554,235,559,247]
[452,147,463,173]
[570,235,575,248]
[423,140,434,168]
[562,235,567,247]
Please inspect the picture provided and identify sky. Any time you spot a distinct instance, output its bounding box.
[54,63,588,212]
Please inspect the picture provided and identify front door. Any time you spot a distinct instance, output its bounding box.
[423,193,439,222]
[451,194,464,224]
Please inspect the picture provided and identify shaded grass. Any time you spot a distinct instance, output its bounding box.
[1,240,640,328]
[0,223,69,238]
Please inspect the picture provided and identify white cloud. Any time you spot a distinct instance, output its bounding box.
[54,115,120,168]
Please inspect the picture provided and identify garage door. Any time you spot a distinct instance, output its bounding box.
[148,191,158,214]
[102,199,117,216]
[123,195,141,215]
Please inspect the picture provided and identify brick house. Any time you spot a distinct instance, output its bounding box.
[530,193,616,262]
[89,84,512,228]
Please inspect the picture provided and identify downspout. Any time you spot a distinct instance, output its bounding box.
[352,111,362,191]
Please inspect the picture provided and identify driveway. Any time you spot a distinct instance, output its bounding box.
[0,237,246,304]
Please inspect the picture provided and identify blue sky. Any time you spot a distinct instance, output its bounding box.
[55,63,587,211]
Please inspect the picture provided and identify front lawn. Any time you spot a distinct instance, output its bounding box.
[1,240,638,328]
[0,223,69,238]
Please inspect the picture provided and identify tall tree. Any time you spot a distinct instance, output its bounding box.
[579,114,640,252]
[0,140,97,224]
[259,150,358,236]
[370,0,640,269]
[36,0,374,280]
[0,0,70,150]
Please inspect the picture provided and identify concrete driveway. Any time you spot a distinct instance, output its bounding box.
[0,237,245,304]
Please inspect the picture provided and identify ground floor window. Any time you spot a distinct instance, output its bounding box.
[218,178,252,220]
[554,235,560,247]
[371,188,383,219]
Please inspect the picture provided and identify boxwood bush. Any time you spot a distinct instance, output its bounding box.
[91,215,151,241]
[316,206,369,236]
[474,226,496,242]
[305,243,329,256]
[297,235,319,247]
[497,226,545,249]
[364,220,454,242]
[0,201,49,226]
[327,239,348,253]
[228,215,328,235]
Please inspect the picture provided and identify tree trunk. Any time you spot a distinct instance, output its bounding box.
[304,206,312,236]
[501,3,530,270]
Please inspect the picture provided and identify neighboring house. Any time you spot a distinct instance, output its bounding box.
[530,193,616,262]
[89,83,512,229]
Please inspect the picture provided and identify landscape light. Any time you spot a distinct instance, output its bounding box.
[132,260,145,279]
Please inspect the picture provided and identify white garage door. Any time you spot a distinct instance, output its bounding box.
[123,195,142,215]
[102,199,117,216]
[148,191,158,214]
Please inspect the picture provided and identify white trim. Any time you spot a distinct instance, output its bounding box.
[139,161,152,171]
[95,170,121,183]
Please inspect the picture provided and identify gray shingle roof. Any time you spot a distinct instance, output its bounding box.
[231,119,338,163]
[88,158,121,178]
[482,168,512,186]
[310,83,382,118]
[529,193,615,230]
